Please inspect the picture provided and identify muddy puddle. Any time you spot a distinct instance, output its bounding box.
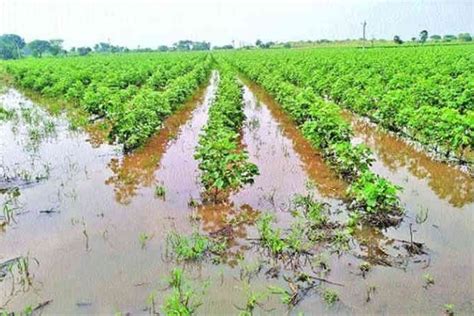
[0,75,473,315]
[337,111,474,314]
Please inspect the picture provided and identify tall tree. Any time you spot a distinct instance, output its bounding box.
[458,33,472,42]
[49,39,64,56]
[393,35,403,44]
[419,30,428,43]
[28,40,51,57]
[77,47,92,56]
[0,34,25,59]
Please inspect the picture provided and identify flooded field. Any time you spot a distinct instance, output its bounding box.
[0,75,473,315]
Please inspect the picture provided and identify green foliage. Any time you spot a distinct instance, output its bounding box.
[322,288,339,306]
[154,185,166,199]
[167,231,210,261]
[138,232,150,249]
[348,171,402,214]
[256,213,287,255]
[195,65,258,199]
[443,303,454,316]
[161,268,204,315]
[5,52,211,151]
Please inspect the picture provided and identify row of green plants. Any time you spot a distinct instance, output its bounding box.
[194,65,258,201]
[110,58,212,150]
[220,56,403,226]
[225,45,473,163]
[4,52,210,150]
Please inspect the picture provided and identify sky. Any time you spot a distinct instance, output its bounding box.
[1,0,472,48]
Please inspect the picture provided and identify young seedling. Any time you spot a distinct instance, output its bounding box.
[139,232,151,249]
[423,273,434,288]
[322,288,339,306]
[154,185,166,199]
[443,304,454,316]
[359,261,371,278]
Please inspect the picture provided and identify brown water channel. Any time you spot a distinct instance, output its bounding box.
[0,74,472,314]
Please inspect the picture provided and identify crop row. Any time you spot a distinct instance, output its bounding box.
[225,45,473,163]
[5,53,211,150]
[195,64,258,201]
[220,56,402,226]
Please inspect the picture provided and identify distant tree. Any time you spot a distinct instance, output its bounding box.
[49,39,64,56]
[458,33,472,42]
[191,41,210,51]
[255,39,263,47]
[283,42,291,48]
[28,40,51,57]
[0,34,25,59]
[393,35,403,44]
[213,44,234,50]
[443,34,457,42]
[158,45,169,52]
[77,46,92,56]
[70,47,76,53]
[411,37,417,42]
[430,35,441,41]
[419,30,428,43]
[174,40,193,51]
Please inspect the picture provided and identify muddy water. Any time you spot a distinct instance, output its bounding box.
[0,73,219,313]
[1,74,473,315]
[335,112,474,314]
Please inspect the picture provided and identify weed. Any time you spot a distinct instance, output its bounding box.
[154,185,166,199]
[139,232,151,249]
[161,268,205,315]
[443,304,454,316]
[423,273,434,288]
[237,282,268,315]
[322,288,339,306]
[167,231,210,261]
[256,213,286,255]
[416,206,429,224]
[268,285,293,306]
[359,261,371,278]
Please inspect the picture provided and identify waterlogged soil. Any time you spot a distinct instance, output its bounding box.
[0,75,473,315]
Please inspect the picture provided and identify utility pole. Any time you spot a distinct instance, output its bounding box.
[362,20,367,48]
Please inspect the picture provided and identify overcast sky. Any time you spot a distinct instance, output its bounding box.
[1,0,472,48]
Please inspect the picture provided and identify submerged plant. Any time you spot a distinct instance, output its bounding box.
[443,304,454,316]
[423,273,435,288]
[138,232,151,249]
[154,185,166,199]
[322,288,339,306]
[161,268,205,315]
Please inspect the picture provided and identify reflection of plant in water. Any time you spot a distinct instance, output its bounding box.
[416,206,429,224]
[352,118,474,207]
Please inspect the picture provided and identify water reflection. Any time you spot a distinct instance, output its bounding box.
[346,112,474,208]
[242,79,347,200]
[105,75,216,204]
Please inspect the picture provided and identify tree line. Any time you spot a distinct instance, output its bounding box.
[0,34,213,60]
[393,31,472,44]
